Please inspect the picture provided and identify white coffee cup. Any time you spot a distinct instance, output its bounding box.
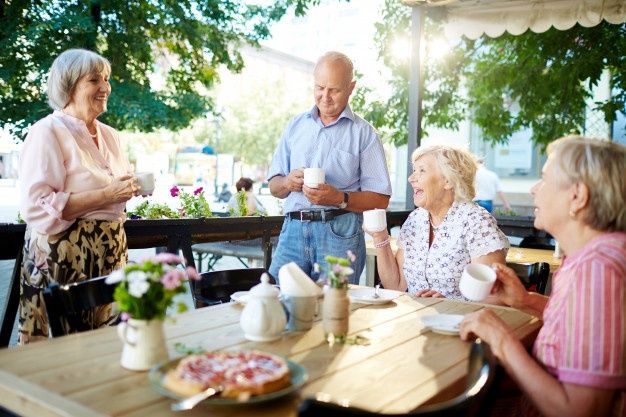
[135,172,155,196]
[363,209,387,232]
[303,168,325,188]
[459,263,496,301]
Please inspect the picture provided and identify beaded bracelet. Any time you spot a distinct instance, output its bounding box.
[374,237,391,248]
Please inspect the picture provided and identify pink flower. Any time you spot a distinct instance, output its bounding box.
[120,312,130,322]
[194,187,203,196]
[346,250,356,263]
[186,266,201,281]
[170,186,180,197]
[154,252,183,265]
[161,269,183,289]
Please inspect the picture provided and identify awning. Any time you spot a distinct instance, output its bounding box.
[403,0,626,39]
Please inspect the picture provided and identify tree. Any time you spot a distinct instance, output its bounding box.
[0,0,322,138]
[216,72,311,168]
[354,0,626,148]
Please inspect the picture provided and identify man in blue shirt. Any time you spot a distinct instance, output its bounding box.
[267,51,392,283]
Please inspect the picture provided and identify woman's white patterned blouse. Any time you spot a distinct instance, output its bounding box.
[398,202,509,299]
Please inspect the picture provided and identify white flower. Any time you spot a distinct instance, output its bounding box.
[105,269,125,284]
[127,270,149,283]
[128,279,150,297]
[126,270,150,297]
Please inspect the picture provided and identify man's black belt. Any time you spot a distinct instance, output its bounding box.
[287,209,350,222]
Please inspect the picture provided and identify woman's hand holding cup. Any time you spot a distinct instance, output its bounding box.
[489,263,529,309]
[104,174,137,203]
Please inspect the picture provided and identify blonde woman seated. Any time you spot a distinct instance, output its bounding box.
[461,136,626,417]
[366,145,508,300]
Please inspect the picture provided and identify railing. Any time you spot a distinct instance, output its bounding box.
[0,211,544,347]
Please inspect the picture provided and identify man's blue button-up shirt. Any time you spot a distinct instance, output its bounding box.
[267,105,392,213]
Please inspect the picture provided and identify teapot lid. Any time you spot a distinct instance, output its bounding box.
[248,273,279,298]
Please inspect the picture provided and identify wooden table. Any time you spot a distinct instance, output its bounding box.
[0,292,541,417]
[365,239,561,286]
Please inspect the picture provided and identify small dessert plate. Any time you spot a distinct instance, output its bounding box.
[348,288,403,305]
[420,314,464,335]
[230,291,250,305]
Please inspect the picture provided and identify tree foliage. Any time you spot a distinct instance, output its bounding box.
[0,0,321,138]
[354,0,626,148]
[216,68,311,168]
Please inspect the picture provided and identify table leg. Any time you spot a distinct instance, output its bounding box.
[365,253,376,287]
[262,232,273,271]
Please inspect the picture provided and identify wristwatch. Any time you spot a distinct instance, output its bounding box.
[338,192,349,209]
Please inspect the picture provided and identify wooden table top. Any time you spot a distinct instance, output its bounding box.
[366,238,561,272]
[0,291,541,417]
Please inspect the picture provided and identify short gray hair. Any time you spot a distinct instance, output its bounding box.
[314,51,354,82]
[412,145,477,202]
[47,49,111,110]
[548,135,626,232]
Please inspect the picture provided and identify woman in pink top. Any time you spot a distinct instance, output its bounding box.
[18,49,139,344]
[461,136,626,417]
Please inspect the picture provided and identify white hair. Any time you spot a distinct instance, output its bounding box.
[47,49,111,110]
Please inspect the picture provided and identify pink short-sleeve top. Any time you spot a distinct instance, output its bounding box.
[533,232,626,415]
[398,201,509,299]
[19,111,132,235]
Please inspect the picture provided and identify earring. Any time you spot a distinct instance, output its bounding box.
[569,210,576,218]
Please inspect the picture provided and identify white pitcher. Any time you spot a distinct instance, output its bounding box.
[240,273,287,342]
[117,318,168,371]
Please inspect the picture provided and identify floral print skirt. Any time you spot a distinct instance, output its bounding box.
[19,219,127,344]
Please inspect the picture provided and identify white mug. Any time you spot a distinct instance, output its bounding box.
[459,263,496,302]
[363,209,387,232]
[135,172,155,196]
[303,168,325,188]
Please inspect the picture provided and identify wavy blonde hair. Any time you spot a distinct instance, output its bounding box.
[548,135,626,232]
[412,145,477,202]
[47,49,111,111]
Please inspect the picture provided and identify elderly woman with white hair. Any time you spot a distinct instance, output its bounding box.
[461,136,626,417]
[366,145,508,299]
[18,49,138,344]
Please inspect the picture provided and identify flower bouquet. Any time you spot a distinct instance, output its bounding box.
[106,253,200,370]
[318,251,356,290]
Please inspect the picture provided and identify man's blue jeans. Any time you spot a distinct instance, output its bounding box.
[269,212,365,285]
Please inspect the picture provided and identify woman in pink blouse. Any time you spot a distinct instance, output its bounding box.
[18,49,138,344]
[461,136,626,417]
[366,145,509,300]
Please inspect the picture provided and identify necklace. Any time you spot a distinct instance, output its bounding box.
[429,215,441,230]
[89,132,97,138]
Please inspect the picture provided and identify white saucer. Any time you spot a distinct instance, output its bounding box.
[420,314,464,335]
[230,291,250,304]
[348,288,403,305]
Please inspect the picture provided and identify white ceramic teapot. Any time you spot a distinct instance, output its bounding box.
[240,273,286,342]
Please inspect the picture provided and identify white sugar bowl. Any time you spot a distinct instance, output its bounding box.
[240,273,286,342]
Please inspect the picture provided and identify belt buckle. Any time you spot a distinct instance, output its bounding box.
[300,210,311,222]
